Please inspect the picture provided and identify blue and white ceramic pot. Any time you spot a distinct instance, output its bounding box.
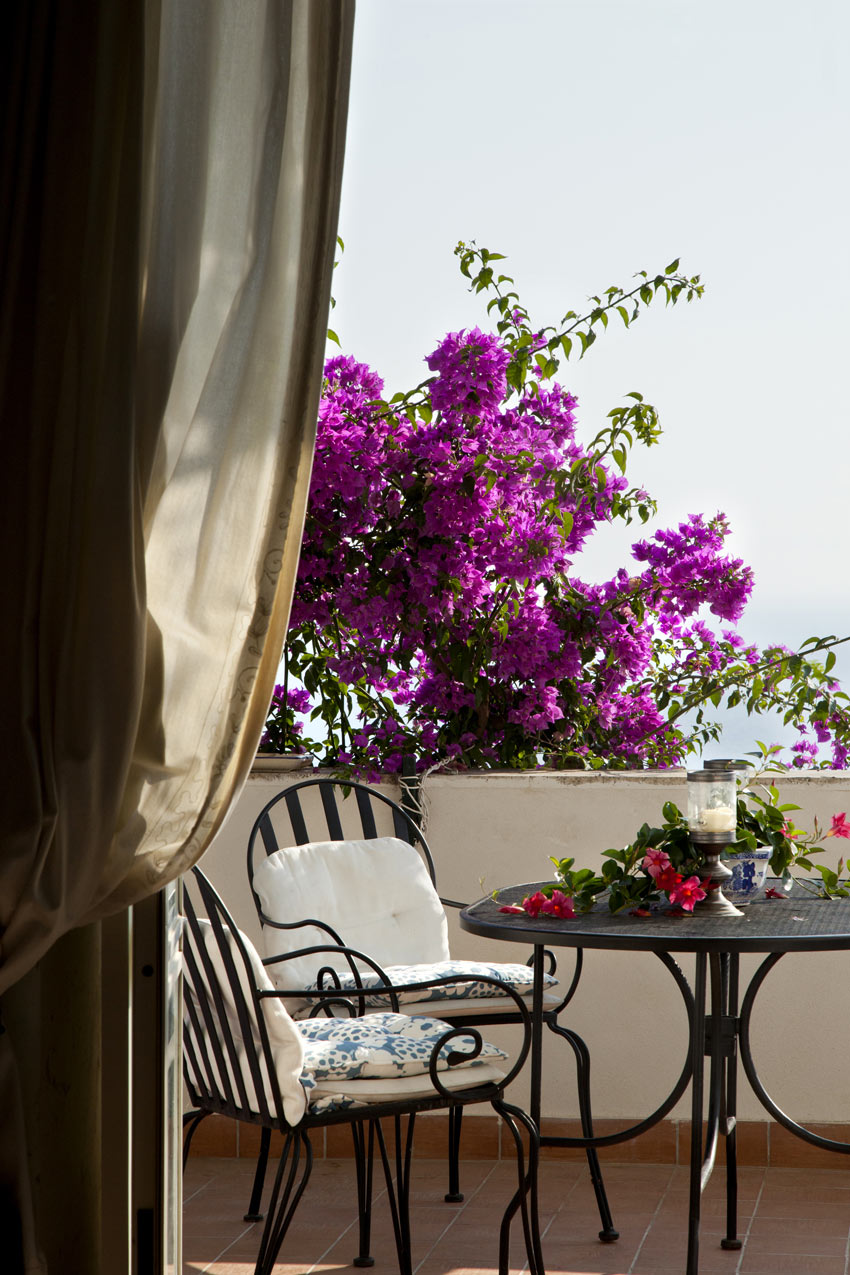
[723,847,772,905]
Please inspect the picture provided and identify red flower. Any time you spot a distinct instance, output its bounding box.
[499,904,526,914]
[653,866,683,894]
[521,891,549,918]
[668,875,707,913]
[764,887,787,900]
[540,889,576,919]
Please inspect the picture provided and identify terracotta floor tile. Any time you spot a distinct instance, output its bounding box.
[752,1211,850,1238]
[182,1156,850,1275]
[756,1196,850,1223]
[742,1228,848,1257]
[738,1257,848,1275]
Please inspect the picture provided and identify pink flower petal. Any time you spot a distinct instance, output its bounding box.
[829,813,850,839]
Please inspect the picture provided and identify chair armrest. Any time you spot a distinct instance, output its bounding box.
[259,913,346,946]
[415,972,531,1093]
[259,942,403,1013]
[439,896,467,910]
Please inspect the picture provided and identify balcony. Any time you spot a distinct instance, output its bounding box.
[188,763,850,1272]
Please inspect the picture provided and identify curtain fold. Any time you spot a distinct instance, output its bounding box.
[1,0,353,987]
[0,1,354,1267]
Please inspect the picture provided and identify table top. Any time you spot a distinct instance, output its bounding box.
[460,882,850,955]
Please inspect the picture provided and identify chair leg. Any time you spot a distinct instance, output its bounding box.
[244,1125,271,1222]
[492,1098,544,1275]
[253,1129,313,1275]
[445,1104,464,1202]
[182,1110,209,1170]
[375,1114,416,1275]
[352,1119,376,1267]
[548,1020,619,1242]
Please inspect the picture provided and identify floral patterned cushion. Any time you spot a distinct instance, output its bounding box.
[297,1011,506,1081]
[307,959,556,1007]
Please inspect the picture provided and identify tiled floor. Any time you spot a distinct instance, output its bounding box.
[184,1155,850,1274]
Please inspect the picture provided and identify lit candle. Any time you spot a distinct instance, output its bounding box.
[698,806,735,832]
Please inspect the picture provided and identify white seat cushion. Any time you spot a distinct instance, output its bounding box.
[254,837,450,1000]
[309,1063,508,1114]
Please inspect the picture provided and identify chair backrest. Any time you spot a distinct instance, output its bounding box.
[247,778,437,886]
[245,779,450,991]
[182,867,308,1127]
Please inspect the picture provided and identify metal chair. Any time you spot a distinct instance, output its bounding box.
[244,775,618,1241]
[182,865,543,1275]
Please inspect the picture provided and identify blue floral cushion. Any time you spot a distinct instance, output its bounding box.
[309,1091,358,1114]
[307,958,555,1007]
[297,1011,506,1081]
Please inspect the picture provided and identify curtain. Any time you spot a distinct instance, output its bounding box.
[0,1,354,1267]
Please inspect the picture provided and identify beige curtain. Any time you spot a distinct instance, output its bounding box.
[0,0,353,1267]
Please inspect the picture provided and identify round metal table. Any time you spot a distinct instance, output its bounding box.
[460,884,850,1275]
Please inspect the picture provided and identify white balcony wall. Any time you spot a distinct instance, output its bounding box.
[199,764,850,1126]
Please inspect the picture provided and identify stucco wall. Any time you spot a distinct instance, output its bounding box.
[199,764,850,1125]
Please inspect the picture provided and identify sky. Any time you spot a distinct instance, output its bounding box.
[326,0,850,759]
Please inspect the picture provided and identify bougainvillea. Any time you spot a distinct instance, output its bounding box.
[266,243,850,774]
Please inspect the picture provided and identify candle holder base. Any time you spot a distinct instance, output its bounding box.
[692,843,744,918]
[694,886,744,918]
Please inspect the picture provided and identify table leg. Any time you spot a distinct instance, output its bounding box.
[528,945,546,1275]
[530,945,545,1138]
[721,954,742,1250]
[687,952,707,1275]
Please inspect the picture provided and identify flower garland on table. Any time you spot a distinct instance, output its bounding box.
[497,789,850,920]
[502,888,579,920]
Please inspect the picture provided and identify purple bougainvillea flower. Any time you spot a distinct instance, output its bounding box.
[280,263,850,778]
[425,328,511,415]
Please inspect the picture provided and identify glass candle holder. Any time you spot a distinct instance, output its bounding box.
[686,768,742,916]
[687,769,737,842]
